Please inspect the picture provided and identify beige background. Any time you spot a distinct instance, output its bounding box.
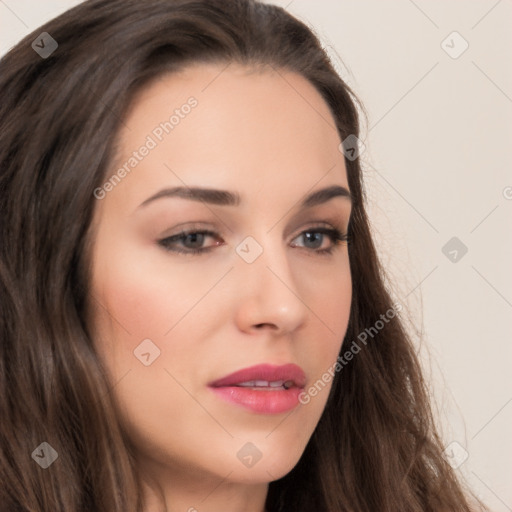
[1,0,510,509]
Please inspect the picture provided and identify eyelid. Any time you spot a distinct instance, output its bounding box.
[160,220,345,242]
[159,221,219,237]
[288,219,346,238]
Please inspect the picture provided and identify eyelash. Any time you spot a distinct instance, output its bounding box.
[158,227,350,256]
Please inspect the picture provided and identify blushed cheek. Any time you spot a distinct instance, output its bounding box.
[89,259,226,382]
[87,268,171,381]
[92,259,190,342]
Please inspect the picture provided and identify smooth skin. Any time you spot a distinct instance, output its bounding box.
[88,63,353,512]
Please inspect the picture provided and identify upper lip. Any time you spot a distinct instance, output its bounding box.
[209,363,306,389]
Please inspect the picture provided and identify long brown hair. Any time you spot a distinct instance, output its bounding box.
[0,0,483,510]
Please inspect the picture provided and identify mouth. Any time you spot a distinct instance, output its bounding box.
[208,363,306,414]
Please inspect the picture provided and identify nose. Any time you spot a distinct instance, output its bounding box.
[233,242,308,336]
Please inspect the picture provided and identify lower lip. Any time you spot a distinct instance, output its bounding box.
[209,386,303,414]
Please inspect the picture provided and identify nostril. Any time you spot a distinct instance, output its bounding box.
[254,323,275,329]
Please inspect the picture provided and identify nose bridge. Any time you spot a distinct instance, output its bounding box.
[233,233,307,332]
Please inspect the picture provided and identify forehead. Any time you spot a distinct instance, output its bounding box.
[105,63,348,212]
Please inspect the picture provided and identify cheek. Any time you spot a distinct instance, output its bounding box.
[299,257,352,366]
[89,240,232,392]
[88,249,231,468]
[88,242,201,388]
[90,241,220,341]
[281,258,351,437]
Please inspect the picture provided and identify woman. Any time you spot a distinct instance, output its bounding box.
[0,0,485,510]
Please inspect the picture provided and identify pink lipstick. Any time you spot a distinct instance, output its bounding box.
[208,363,306,414]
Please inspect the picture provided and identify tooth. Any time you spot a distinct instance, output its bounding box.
[238,381,256,387]
[236,380,291,389]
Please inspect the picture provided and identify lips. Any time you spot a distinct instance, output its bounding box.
[208,363,306,414]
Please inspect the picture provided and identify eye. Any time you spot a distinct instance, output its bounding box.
[290,227,348,255]
[158,230,224,255]
[158,227,349,256]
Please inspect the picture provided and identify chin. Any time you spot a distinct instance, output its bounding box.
[218,435,309,484]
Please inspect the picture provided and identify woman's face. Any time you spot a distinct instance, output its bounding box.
[89,63,352,487]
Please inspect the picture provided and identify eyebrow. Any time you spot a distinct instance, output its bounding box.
[138,184,352,209]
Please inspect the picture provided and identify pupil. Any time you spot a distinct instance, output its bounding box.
[304,232,322,248]
[185,233,204,248]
